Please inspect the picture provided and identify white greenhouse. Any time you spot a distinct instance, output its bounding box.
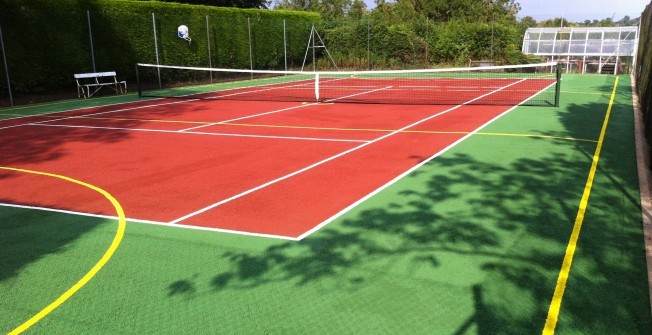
[522,26,639,74]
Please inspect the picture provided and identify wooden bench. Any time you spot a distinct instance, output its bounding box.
[74,71,127,98]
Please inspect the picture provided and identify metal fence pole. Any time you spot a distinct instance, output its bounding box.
[425,17,429,66]
[0,21,14,106]
[248,17,253,77]
[152,13,161,88]
[87,10,96,72]
[283,19,287,71]
[206,15,213,82]
[367,20,371,70]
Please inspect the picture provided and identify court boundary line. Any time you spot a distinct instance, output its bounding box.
[298,80,559,240]
[2,167,126,335]
[168,78,530,227]
[0,99,198,132]
[0,202,298,241]
[542,76,619,335]
[29,123,369,143]
[0,95,154,119]
[223,122,597,143]
[0,112,598,143]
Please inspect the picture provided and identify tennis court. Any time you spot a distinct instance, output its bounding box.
[1,67,650,334]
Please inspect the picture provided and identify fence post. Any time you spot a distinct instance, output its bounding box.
[0,21,13,107]
[152,13,161,89]
[367,19,371,70]
[87,10,96,72]
[248,17,253,77]
[206,15,213,83]
[283,19,287,71]
[425,17,429,66]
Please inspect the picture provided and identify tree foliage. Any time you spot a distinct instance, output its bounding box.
[156,0,271,9]
[285,0,529,67]
[269,0,644,68]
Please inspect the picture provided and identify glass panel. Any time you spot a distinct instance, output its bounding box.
[538,42,554,53]
[571,31,587,40]
[585,40,602,53]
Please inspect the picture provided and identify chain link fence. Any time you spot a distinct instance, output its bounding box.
[0,7,315,107]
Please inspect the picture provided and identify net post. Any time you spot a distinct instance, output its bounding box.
[135,64,142,98]
[314,73,320,102]
[555,63,562,107]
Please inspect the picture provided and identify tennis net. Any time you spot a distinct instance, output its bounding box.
[136,62,561,106]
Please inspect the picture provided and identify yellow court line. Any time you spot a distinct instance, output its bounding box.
[3,167,127,335]
[225,122,597,143]
[560,90,608,96]
[1,113,597,143]
[542,76,619,335]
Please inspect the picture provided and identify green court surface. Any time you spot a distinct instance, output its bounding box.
[1,74,651,334]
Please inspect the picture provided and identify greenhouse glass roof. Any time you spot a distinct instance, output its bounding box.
[522,26,638,57]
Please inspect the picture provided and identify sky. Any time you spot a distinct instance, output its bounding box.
[516,0,649,21]
[362,0,650,22]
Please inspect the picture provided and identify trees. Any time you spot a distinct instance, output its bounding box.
[274,0,353,18]
[157,0,271,9]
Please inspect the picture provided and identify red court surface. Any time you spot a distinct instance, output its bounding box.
[0,79,553,239]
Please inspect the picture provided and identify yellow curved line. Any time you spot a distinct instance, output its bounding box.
[2,166,127,335]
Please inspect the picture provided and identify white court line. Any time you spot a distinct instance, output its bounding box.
[0,96,161,123]
[29,123,369,143]
[297,80,558,240]
[0,202,298,241]
[178,103,320,132]
[168,79,528,226]
[0,99,197,131]
[178,80,386,132]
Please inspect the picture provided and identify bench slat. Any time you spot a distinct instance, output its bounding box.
[74,71,117,79]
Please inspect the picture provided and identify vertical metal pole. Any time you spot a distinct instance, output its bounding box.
[566,28,572,73]
[536,28,542,54]
[490,15,494,62]
[0,21,14,107]
[283,19,287,71]
[135,64,142,98]
[615,26,622,75]
[555,64,561,107]
[206,15,213,83]
[632,21,640,74]
[87,10,96,72]
[425,18,428,66]
[248,17,253,78]
[583,29,590,74]
[367,20,370,70]
[312,24,316,72]
[599,30,605,73]
[152,13,161,88]
[551,30,557,69]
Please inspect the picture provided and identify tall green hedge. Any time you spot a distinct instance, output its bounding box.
[319,17,528,70]
[0,0,320,97]
[635,2,652,160]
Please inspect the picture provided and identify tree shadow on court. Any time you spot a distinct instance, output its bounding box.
[165,87,651,333]
[0,205,105,282]
[0,100,213,168]
[196,149,584,334]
